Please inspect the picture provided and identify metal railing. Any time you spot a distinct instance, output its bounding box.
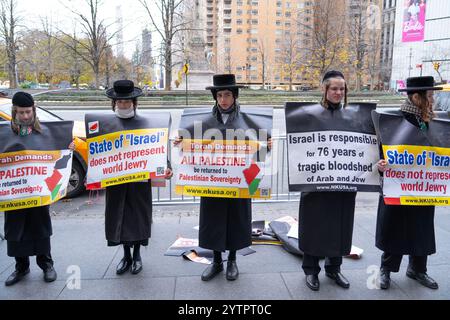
[152,136,299,205]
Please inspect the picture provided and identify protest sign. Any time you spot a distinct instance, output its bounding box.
[85,113,171,189]
[372,110,449,206]
[286,102,380,192]
[175,107,272,199]
[0,121,73,211]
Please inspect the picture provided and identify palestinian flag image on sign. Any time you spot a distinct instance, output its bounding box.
[0,121,74,211]
[175,107,273,199]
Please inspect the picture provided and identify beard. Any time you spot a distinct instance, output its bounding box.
[14,115,35,126]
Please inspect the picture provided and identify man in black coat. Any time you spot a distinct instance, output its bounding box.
[174,74,272,281]
[4,92,73,286]
[199,74,250,281]
[375,76,442,290]
[104,80,173,275]
[298,71,355,291]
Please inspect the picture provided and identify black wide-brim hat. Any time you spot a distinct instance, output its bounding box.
[205,74,244,91]
[398,76,443,92]
[106,80,143,99]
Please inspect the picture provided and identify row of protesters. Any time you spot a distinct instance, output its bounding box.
[3,75,442,292]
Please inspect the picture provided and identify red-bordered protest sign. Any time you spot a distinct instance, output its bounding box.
[372,110,449,206]
[175,107,273,199]
[0,121,74,211]
[85,113,171,189]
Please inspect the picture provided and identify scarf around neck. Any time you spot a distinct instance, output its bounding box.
[400,98,423,117]
[212,102,240,124]
[18,125,32,136]
[13,116,34,136]
[400,98,431,131]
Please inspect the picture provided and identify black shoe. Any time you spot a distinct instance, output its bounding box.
[326,272,350,289]
[305,274,320,291]
[406,269,438,289]
[116,257,132,275]
[131,259,143,275]
[5,269,30,286]
[201,262,223,281]
[379,269,390,290]
[43,267,57,283]
[226,261,239,281]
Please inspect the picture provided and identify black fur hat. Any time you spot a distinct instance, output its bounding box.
[12,92,34,107]
[322,70,345,83]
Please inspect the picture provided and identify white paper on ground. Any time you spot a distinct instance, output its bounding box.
[274,216,298,239]
[171,237,199,248]
[346,245,364,259]
[274,215,297,226]
[286,223,299,239]
[185,251,211,264]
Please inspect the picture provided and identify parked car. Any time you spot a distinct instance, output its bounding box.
[299,85,312,91]
[435,84,450,111]
[0,97,88,198]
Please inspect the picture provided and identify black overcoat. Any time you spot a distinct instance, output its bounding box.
[4,206,52,257]
[197,103,259,252]
[105,181,152,246]
[296,103,357,257]
[298,191,356,257]
[199,197,252,251]
[375,196,435,255]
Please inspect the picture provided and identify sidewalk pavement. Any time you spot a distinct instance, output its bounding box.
[1,193,449,300]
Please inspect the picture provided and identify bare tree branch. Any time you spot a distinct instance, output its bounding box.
[294,1,346,86]
[0,0,20,88]
[139,0,189,90]
[53,0,120,88]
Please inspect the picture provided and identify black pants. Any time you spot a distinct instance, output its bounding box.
[302,253,342,275]
[381,252,427,273]
[15,254,54,273]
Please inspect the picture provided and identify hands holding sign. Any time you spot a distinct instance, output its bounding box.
[377,159,388,173]
[165,168,173,179]
[173,137,183,146]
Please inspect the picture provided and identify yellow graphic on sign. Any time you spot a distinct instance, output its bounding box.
[0,196,42,211]
[400,196,450,206]
[175,185,271,199]
[101,172,150,188]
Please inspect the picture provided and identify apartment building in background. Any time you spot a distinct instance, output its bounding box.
[380,0,397,87]
[181,0,314,89]
[178,0,384,90]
